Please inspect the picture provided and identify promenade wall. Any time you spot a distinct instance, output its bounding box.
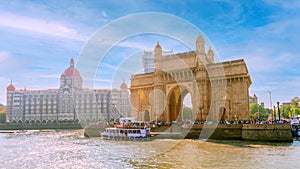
[185,124,242,140]
[242,124,292,142]
[157,124,293,142]
[0,123,83,130]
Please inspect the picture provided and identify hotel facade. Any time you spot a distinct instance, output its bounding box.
[6,59,130,123]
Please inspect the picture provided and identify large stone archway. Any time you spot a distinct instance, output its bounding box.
[130,35,251,122]
[165,85,193,122]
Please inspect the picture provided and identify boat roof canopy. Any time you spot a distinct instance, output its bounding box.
[119,117,136,123]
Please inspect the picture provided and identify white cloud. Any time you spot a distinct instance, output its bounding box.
[39,74,60,78]
[264,0,300,9]
[118,40,153,50]
[95,78,113,83]
[100,62,119,70]
[256,18,300,39]
[219,35,299,106]
[0,51,26,73]
[0,12,88,41]
[0,77,10,105]
[0,51,10,62]
[211,1,246,29]
[116,35,190,53]
[221,40,297,74]
[102,10,107,18]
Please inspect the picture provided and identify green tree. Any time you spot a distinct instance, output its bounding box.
[183,107,193,121]
[249,103,269,119]
[280,103,300,118]
[0,109,6,123]
[291,101,300,116]
[280,105,291,118]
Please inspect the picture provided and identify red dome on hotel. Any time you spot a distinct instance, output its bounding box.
[61,58,82,78]
[63,66,81,77]
[120,82,128,89]
[7,81,16,91]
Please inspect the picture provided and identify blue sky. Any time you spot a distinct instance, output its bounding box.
[0,0,299,108]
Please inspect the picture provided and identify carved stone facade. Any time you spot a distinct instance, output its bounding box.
[130,35,252,122]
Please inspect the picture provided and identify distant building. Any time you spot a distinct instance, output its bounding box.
[282,102,291,107]
[6,59,130,123]
[142,50,173,73]
[249,94,258,104]
[292,97,300,107]
[281,97,300,107]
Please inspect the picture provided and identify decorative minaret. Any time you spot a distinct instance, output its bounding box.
[207,47,215,63]
[196,34,205,55]
[154,42,163,71]
[153,42,164,122]
[195,34,206,65]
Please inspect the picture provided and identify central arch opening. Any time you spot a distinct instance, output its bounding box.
[168,86,192,122]
[183,93,193,122]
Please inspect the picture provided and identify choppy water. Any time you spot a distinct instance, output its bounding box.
[0,130,299,169]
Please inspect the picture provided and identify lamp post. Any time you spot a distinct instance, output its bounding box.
[257,104,260,120]
[265,90,273,120]
[273,106,276,122]
[277,101,281,121]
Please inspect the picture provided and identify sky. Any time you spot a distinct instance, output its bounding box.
[0,0,299,108]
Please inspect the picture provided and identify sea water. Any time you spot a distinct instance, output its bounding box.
[1,130,299,169]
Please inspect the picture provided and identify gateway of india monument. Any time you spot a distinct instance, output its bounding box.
[130,34,252,122]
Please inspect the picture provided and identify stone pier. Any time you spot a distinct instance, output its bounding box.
[241,124,292,142]
[84,124,293,142]
[155,124,293,142]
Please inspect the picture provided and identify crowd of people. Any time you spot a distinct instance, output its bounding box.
[152,119,292,126]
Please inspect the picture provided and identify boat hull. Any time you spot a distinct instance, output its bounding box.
[101,128,150,140]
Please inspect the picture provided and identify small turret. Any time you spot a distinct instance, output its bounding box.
[155,41,162,50]
[207,47,214,63]
[70,58,74,67]
[154,42,162,71]
[196,34,205,55]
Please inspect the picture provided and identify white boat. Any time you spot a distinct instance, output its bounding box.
[101,118,151,139]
